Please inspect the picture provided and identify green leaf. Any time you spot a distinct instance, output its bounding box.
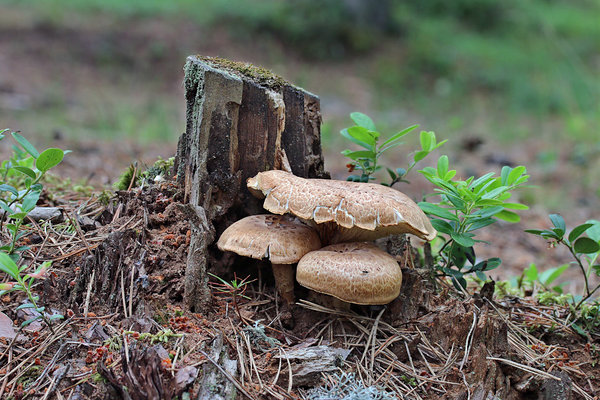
[451,232,475,247]
[525,263,539,282]
[381,124,418,147]
[341,149,376,160]
[0,252,20,280]
[340,128,371,150]
[8,213,27,221]
[0,184,18,197]
[568,223,595,243]
[419,131,433,151]
[21,316,43,328]
[444,170,457,180]
[418,202,459,221]
[571,323,587,337]
[471,206,504,219]
[21,191,40,213]
[413,150,429,163]
[476,271,488,281]
[16,303,38,311]
[437,155,449,178]
[348,126,377,146]
[539,265,569,286]
[524,229,544,236]
[430,219,454,235]
[470,172,496,191]
[432,139,447,150]
[500,166,511,186]
[11,132,40,158]
[12,166,37,179]
[507,166,527,185]
[549,214,566,233]
[386,168,397,180]
[350,112,376,130]
[495,210,520,223]
[465,217,496,232]
[501,202,529,210]
[481,258,502,271]
[592,265,600,276]
[481,186,509,200]
[573,237,600,254]
[584,220,600,242]
[36,148,64,172]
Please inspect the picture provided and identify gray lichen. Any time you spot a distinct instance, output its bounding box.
[306,372,398,400]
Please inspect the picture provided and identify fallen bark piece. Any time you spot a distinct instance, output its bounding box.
[197,333,239,400]
[542,371,572,400]
[0,206,63,222]
[0,311,16,339]
[274,345,352,388]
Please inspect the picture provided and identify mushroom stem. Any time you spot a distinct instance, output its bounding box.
[331,297,352,312]
[271,264,295,305]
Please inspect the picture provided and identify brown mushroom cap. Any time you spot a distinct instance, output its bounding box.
[217,214,321,264]
[247,170,436,242]
[296,242,402,305]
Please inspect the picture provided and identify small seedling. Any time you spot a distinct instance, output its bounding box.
[340,112,445,185]
[0,253,62,330]
[1,131,66,257]
[209,272,254,321]
[526,215,600,309]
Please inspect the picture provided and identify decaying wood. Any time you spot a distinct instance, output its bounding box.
[197,333,239,400]
[99,343,188,400]
[274,345,351,388]
[175,55,329,311]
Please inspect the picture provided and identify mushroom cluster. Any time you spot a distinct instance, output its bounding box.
[218,170,436,307]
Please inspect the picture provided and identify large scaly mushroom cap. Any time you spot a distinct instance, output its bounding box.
[217,214,321,264]
[217,214,321,305]
[247,170,436,243]
[296,242,402,305]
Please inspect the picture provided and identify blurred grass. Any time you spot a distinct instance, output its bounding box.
[0,0,598,181]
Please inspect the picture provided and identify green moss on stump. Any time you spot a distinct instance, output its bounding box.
[199,56,287,89]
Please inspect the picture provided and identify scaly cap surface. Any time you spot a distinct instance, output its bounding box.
[217,214,321,264]
[296,242,402,305]
[247,170,436,242]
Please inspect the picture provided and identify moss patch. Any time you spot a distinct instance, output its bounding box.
[199,56,287,89]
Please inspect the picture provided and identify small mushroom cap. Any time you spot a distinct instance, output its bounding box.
[247,170,436,241]
[217,214,321,264]
[296,242,402,305]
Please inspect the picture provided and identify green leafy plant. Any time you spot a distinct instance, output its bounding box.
[1,131,66,257]
[340,112,445,185]
[0,253,62,330]
[418,155,529,288]
[0,130,66,331]
[515,263,570,295]
[526,215,600,309]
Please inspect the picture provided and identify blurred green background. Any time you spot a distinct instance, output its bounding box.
[0,0,598,209]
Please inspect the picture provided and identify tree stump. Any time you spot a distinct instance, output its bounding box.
[175,56,329,311]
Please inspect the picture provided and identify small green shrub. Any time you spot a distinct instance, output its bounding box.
[526,215,600,309]
[419,155,529,288]
[340,112,444,185]
[0,130,66,330]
